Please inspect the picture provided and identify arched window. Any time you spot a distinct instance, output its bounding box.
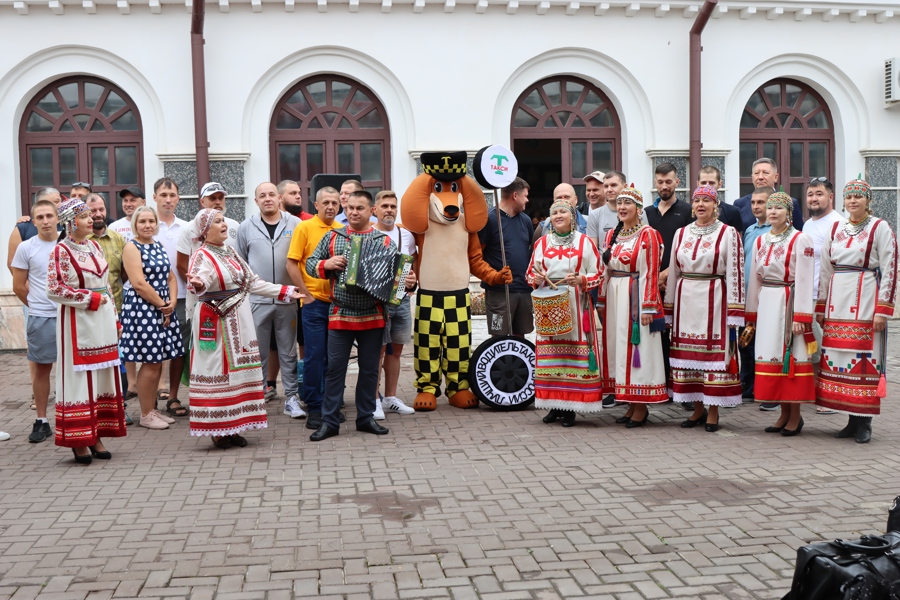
[19,76,143,218]
[739,78,834,206]
[510,75,621,216]
[270,75,390,202]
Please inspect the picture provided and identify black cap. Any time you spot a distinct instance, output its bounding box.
[421,151,467,182]
[118,186,145,199]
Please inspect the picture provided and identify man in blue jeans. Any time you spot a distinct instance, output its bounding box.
[305,191,416,441]
[286,187,343,431]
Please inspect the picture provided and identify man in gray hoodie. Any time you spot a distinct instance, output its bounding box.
[237,182,303,419]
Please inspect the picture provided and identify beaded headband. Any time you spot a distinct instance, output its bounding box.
[549,199,577,233]
[57,199,88,224]
[691,185,719,205]
[616,186,643,209]
[766,191,793,215]
[843,177,871,201]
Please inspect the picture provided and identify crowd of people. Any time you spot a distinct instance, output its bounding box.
[0,157,894,459]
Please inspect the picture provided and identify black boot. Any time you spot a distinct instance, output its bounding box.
[835,415,858,438]
[543,409,561,424]
[855,417,872,444]
[560,411,577,427]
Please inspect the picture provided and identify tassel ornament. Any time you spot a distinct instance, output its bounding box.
[782,345,792,375]
[631,320,641,345]
[632,345,641,368]
[877,374,887,398]
[588,347,598,373]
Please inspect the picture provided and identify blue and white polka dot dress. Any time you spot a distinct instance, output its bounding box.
[119,240,185,364]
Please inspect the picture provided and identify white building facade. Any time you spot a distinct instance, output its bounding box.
[1,0,899,347]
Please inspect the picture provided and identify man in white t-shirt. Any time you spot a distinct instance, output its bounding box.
[151,177,190,416]
[175,182,241,318]
[373,190,417,419]
[11,200,60,444]
[801,177,842,415]
[109,186,146,241]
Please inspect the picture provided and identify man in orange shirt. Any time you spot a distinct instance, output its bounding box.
[286,187,343,431]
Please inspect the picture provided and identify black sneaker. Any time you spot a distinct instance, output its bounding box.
[602,395,616,409]
[759,403,779,411]
[28,420,52,443]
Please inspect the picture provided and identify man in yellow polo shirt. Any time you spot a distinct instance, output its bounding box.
[286,186,342,431]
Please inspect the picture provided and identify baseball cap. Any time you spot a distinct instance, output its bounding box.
[118,185,145,199]
[200,182,227,198]
[583,170,605,184]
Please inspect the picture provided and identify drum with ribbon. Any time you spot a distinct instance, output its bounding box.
[531,285,572,337]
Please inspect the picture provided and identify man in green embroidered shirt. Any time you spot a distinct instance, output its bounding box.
[86,193,127,311]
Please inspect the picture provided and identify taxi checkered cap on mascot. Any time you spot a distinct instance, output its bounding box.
[421,151,468,182]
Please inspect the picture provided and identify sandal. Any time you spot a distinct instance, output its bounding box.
[124,390,138,401]
[166,399,189,417]
[211,436,232,449]
[157,390,171,402]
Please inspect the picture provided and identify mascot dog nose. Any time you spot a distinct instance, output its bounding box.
[444,205,460,217]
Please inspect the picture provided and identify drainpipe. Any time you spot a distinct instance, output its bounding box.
[689,0,718,183]
[191,0,211,192]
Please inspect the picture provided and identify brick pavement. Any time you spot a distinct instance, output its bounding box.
[0,319,898,600]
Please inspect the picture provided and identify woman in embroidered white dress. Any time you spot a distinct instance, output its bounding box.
[745,191,816,436]
[664,186,744,433]
[598,187,668,428]
[816,178,897,444]
[527,200,605,427]
[47,199,126,464]
[186,209,302,449]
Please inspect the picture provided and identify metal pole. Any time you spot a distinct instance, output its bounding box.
[191,0,211,191]
[689,0,718,183]
[495,189,512,336]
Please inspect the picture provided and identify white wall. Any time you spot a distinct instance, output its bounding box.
[2,2,899,289]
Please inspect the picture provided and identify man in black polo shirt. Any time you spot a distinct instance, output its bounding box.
[644,162,694,409]
[478,177,533,337]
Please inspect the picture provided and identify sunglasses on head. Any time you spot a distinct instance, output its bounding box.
[71,182,92,191]
[809,176,831,185]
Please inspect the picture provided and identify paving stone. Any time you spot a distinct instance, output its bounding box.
[0,344,898,600]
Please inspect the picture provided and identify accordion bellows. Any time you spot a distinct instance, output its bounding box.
[335,230,414,309]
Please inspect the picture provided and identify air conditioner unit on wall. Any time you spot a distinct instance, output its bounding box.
[886,58,900,105]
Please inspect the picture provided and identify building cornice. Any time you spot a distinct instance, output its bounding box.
[2,0,896,22]
[156,152,251,162]
[860,149,900,157]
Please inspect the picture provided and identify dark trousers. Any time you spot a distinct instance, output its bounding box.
[322,327,384,429]
[739,328,755,396]
[301,299,330,411]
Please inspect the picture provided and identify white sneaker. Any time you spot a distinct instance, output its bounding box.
[373,398,386,420]
[139,412,169,430]
[153,409,176,424]
[284,395,307,419]
[383,396,415,415]
[0,431,10,441]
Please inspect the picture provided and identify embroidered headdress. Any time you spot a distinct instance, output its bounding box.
[616,185,644,210]
[57,199,89,236]
[548,199,577,233]
[843,176,871,201]
[691,185,719,205]
[193,208,221,243]
[766,191,793,216]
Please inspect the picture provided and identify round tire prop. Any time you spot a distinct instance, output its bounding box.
[469,335,536,410]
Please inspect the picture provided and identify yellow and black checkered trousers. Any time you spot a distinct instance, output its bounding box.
[414,290,472,397]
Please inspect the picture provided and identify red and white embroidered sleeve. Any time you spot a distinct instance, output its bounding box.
[641,228,663,313]
[875,221,897,317]
[725,226,745,327]
[46,245,93,309]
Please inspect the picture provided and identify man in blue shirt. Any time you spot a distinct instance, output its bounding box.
[734,158,803,230]
[740,186,774,407]
[479,177,534,337]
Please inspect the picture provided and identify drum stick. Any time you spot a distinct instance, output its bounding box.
[496,189,513,336]
[532,265,559,290]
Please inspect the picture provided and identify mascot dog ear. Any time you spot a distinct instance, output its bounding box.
[460,176,488,234]
[400,173,433,234]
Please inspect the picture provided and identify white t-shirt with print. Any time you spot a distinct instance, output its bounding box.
[802,210,842,299]
[11,236,59,318]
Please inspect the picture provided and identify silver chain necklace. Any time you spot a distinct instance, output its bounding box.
[765,227,793,245]
[843,215,871,237]
[690,220,720,237]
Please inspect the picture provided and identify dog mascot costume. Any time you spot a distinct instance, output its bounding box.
[401,151,512,411]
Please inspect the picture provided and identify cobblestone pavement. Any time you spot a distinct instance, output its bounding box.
[1,321,898,600]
